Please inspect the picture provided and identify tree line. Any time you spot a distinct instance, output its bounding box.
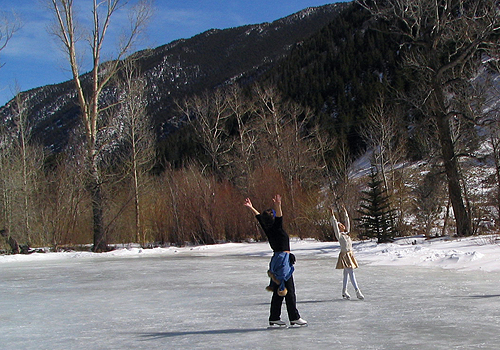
[2,0,500,253]
[1,77,498,253]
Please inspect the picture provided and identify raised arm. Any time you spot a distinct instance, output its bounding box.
[330,207,341,240]
[272,194,283,217]
[243,198,260,216]
[343,206,350,232]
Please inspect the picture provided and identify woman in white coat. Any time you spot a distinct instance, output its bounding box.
[331,206,364,300]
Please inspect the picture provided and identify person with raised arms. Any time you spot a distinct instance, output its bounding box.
[244,194,307,327]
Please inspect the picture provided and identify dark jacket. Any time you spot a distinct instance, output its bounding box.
[256,215,290,252]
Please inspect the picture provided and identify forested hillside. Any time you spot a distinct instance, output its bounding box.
[0,3,348,155]
[267,4,405,155]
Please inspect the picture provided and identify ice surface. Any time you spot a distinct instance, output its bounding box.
[1,238,500,349]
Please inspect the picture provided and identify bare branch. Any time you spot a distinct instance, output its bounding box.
[0,11,21,56]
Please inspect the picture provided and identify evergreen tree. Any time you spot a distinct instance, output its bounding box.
[357,167,397,243]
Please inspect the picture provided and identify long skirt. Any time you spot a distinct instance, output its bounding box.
[336,250,359,269]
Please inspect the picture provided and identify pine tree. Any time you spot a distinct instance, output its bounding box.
[357,167,397,243]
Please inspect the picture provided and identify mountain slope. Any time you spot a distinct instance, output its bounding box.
[0,2,350,152]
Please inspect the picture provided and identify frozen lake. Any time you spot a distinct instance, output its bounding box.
[1,252,500,349]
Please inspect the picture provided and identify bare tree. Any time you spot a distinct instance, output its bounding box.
[252,85,317,186]
[252,85,286,163]
[323,135,351,205]
[0,135,16,247]
[250,85,326,237]
[11,92,43,245]
[39,151,88,248]
[357,0,500,236]
[0,91,44,248]
[48,0,152,251]
[178,89,232,178]
[362,93,406,193]
[117,61,155,245]
[226,85,257,189]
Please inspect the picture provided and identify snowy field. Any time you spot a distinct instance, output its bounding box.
[1,236,500,349]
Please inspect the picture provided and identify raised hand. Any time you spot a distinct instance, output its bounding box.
[272,194,282,205]
[243,197,253,208]
[243,197,260,215]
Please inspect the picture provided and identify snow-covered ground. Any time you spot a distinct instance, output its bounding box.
[2,235,500,272]
[1,236,500,349]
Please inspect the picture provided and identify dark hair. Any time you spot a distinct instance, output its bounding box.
[260,208,275,227]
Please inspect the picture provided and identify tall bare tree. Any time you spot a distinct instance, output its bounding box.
[357,0,500,236]
[12,92,43,245]
[250,84,324,237]
[48,0,152,251]
[252,85,317,185]
[0,91,44,248]
[362,93,407,193]
[178,89,232,178]
[226,85,257,189]
[117,61,155,245]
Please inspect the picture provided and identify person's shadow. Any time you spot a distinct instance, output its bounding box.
[467,294,500,299]
[136,327,272,340]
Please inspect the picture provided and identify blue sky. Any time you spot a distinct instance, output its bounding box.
[0,0,349,106]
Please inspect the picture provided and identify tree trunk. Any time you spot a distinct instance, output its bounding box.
[435,112,472,236]
[133,161,142,245]
[490,136,500,228]
[88,164,107,252]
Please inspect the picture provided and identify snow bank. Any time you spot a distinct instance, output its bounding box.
[355,235,500,272]
[2,235,500,272]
